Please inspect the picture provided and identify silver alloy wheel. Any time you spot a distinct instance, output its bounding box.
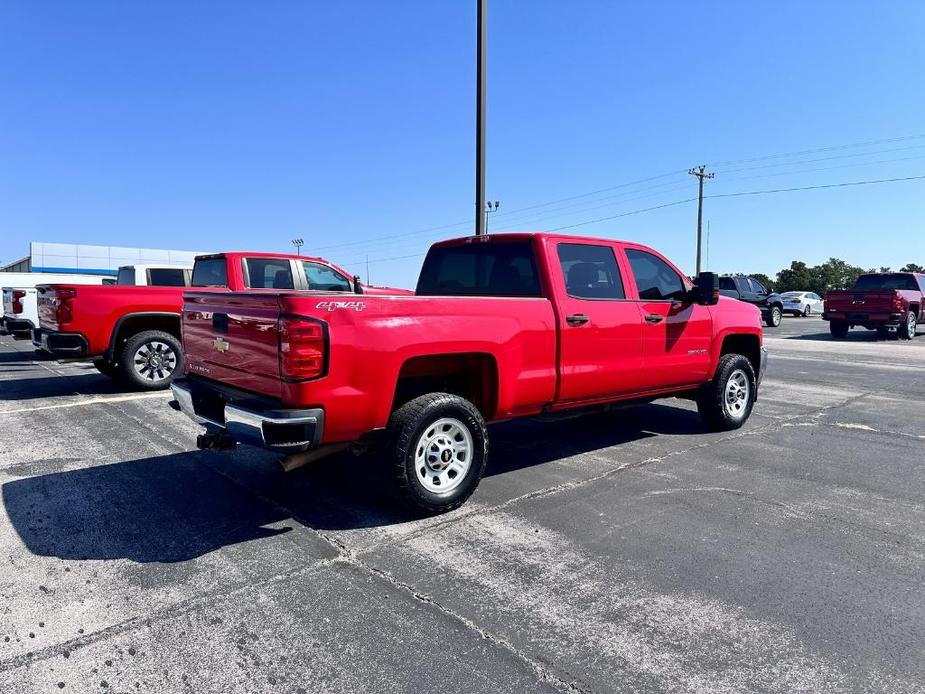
[414,417,473,494]
[907,312,917,338]
[803,305,811,317]
[133,340,177,382]
[724,369,750,420]
[771,306,782,326]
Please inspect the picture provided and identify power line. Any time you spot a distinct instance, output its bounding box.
[706,174,925,200]
[705,133,925,168]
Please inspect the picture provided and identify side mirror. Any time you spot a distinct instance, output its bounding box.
[693,272,720,305]
[353,275,364,294]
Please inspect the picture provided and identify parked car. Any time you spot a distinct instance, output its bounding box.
[823,272,925,339]
[1,272,110,337]
[170,232,768,514]
[33,252,409,390]
[781,291,824,317]
[718,275,785,327]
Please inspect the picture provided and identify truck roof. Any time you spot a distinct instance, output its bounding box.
[428,232,633,249]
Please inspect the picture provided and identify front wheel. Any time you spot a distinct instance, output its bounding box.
[697,354,757,431]
[119,330,183,391]
[766,305,782,328]
[899,310,917,340]
[803,305,811,317]
[387,393,488,514]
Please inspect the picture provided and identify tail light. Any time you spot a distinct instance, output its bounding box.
[55,288,77,325]
[279,316,326,380]
[892,293,904,311]
[11,290,25,314]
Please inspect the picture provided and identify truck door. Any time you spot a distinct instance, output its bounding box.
[554,241,646,401]
[625,248,713,389]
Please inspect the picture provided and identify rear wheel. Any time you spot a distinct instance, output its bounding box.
[387,393,488,514]
[119,330,183,390]
[829,321,849,338]
[766,305,782,328]
[697,354,757,431]
[803,305,811,317]
[899,310,917,340]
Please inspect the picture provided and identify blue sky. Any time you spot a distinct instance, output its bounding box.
[1,1,923,288]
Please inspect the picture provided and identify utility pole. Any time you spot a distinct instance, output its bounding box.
[688,166,714,274]
[475,0,487,235]
[365,254,370,285]
[291,238,304,256]
[484,200,500,234]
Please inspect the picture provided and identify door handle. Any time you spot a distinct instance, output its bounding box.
[644,313,664,324]
[566,313,589,326]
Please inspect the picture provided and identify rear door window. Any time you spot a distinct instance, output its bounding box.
[147,268,188,286]
[558,243,624,299]
[417,242,541,297]
[116,267,136,285]
[719,277,736,291]
[302,262,352,291]
[191,258,228,287]
[626,249,686,301]
[748,279,767,294]
[245,258,294,289]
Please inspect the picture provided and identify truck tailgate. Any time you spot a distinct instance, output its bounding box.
[826,290,896,313]
[182,292,283,398]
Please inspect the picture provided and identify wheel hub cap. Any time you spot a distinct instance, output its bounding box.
[724,369,750,419]
[133,341,177,382]
[415,418,473,493]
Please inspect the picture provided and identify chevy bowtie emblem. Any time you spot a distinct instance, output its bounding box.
[212,337,230,353]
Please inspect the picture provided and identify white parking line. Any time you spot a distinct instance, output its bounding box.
[2,392,170,414]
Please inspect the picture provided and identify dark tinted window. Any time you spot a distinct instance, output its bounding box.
[719,277,736,291]
[558,243,624,299]
[116,267,135,285]
[147,268,188,287]
[191,258,228,287]
[626,249,686,301]
[417,242,541,297]
[246,258,294,289]
[853,274,918,291]
[303,262,351,291]
[748,278,767,294]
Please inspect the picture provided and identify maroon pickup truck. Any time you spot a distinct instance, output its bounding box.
[823,272,925,339]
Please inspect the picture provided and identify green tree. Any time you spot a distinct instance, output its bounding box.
[901,263,924,273]
[775,261,816,294]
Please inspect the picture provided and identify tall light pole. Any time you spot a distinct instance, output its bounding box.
[484,200,500,234]
[291,238,304,256]
[688,166,714,274]
[475,0,487,235]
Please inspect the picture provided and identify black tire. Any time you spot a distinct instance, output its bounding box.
[93,358,122,380]
[697,354,757,432]
[829,320,849,339]
[899,310,917,340]
[387,392,488,514]
[119,330,183,391]
[875,327,890,340]
[765,305,782,328]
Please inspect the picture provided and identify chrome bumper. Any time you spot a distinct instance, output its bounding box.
[758,346,768,386]
[170,380,324,452]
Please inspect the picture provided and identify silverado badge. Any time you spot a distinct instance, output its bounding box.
[212,337,230,353]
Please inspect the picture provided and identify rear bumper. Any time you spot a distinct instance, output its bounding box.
[170,379,324,453]
[822,311,901,326]
[32,328,89,356]
[5,318,35,336]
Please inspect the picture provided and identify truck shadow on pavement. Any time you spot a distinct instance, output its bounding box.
[0,371,133,401]
[2,403,702,563]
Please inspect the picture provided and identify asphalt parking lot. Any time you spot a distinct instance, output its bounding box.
[1,317,923,693]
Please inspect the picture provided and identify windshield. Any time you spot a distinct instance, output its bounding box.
[853,274,918,291]
[781,292,802,297]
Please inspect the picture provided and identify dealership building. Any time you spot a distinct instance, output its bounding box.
[0,242,207,275]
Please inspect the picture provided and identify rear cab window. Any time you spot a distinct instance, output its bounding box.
[626,249,687,301]
[558,243,625,299]
[854,274,919,291]
[147,268,188,287]
[244,258,294,289]
[416,241,542,297]
[191,258,229,287]
[116,267,136,286]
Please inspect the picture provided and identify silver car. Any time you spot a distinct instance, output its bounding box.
[781,291,824,316]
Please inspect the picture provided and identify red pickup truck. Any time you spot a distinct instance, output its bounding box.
[170,233,767,513]
[34,252,409,390]
[823,272,925,339]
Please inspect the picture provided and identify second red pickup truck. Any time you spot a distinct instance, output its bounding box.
[171,233,768,513]
[34,252,410,389]
[823,272,924,339]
